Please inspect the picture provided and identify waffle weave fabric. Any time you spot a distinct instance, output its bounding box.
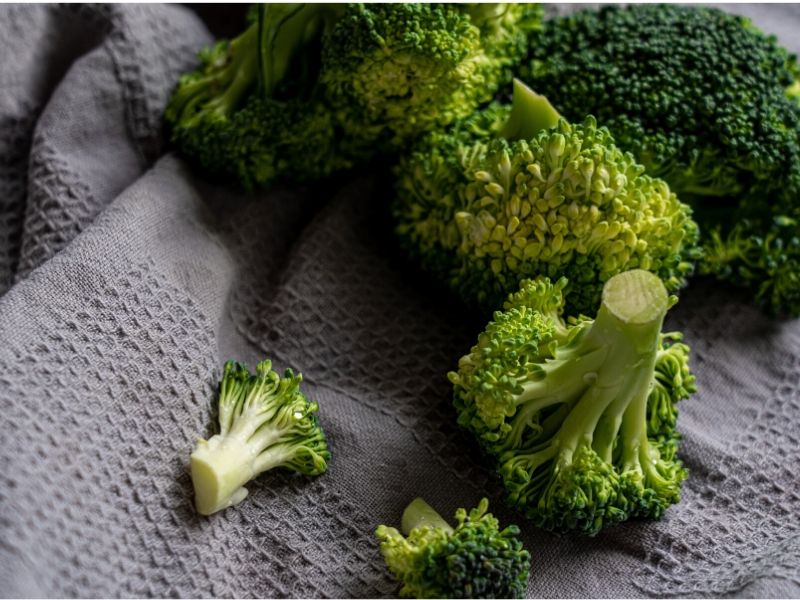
[0,4,798,598]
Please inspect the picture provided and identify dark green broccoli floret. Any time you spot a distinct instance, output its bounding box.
[376,497,530,598]
[524,4,800,315]
[166,3,544,190]
[166,4,348,190]
[321,3,543,149]
[701,216,800,313]
[450,270,696,535]
[393,80,700,316]
[191,360,330,515]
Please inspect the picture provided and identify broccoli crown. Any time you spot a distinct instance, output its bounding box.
[393,91,700,316]
[321,3,543,148]
[376,497,530,599]
[449,270,696,535]
[169,92,349,191]
[523,5,800,315]
[165,4,350,190]
[190,360,330,515]
[524,4,800,201]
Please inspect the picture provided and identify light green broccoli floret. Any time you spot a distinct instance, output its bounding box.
[376,497,531,598]
[394,80,700,315]
[191,360,330,515]
[450,270,696,535]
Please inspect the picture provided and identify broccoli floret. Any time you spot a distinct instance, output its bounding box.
[701,216,800,314]
[167,3,544,190]
[376,497,530,599]
[524,4,800,315]
[449,270,695,535]
[191,360,330,515]
[321,3,543,150]
[165,4,348,190]
[393,80,700,316]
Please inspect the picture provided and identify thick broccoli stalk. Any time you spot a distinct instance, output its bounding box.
[450,270,696,535]
[165,4,347,190]
[321,3,543,149]
[524,4,800,315]
[376,497,530,599]
[393,80,699,315]
[191,360,330,516]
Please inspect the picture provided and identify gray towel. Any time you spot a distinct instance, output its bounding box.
[1,4,798,598]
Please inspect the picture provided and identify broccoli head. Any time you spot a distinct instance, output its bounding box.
[167,3,544,190]
[321,3,543,150]
[523,4,800,315]
[191,360,330,515]
[166,4,349,190]
[450,270,696,535]
[393,80,700,315]
[376,497,530,598]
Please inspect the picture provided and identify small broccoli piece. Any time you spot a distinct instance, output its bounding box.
[450,270,696,535]
[166,4,347,190]
[191,360,330,515]
[701,216,800,314]
[524,4,800,315]
[376,497,530,599]
[394,80,700,315]
[321,3,544,149]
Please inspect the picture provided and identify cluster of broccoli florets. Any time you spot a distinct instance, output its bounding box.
[377,497,530,598]
[178,4,800,597]
[522,4,800,316]
[167,3,543,190]
[394,79,700,316]
[450,270,695,535]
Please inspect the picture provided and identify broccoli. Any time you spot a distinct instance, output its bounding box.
[166,3,544,191]
[393,79,700,316]
[165,4,350,190]
[449,269,695,535]
[190,360,329,515]
[321,3,543,149]
[376,497,530,599]
[523,4,800,315]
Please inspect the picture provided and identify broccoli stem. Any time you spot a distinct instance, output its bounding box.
[463,3,510,29]
[256,3,345,95]
[401,498,454,535]
[500,78,562,141]
[168,24,259,129]
[190,406,289,515]
[552,270,669,460]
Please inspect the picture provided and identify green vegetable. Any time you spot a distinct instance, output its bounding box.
[524,4,800,315]
[450,269,695,535]
[165,4,350,190]
[376,497,530,599]
[393,79,699,316]
[321,3,543,149]
[191,360,329,515]
[166,3,544,191]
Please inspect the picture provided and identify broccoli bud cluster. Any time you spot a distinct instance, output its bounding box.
[450,270,695,535]
[394,85,699,315]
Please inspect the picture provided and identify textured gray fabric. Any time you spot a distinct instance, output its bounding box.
[0,3,799,598]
